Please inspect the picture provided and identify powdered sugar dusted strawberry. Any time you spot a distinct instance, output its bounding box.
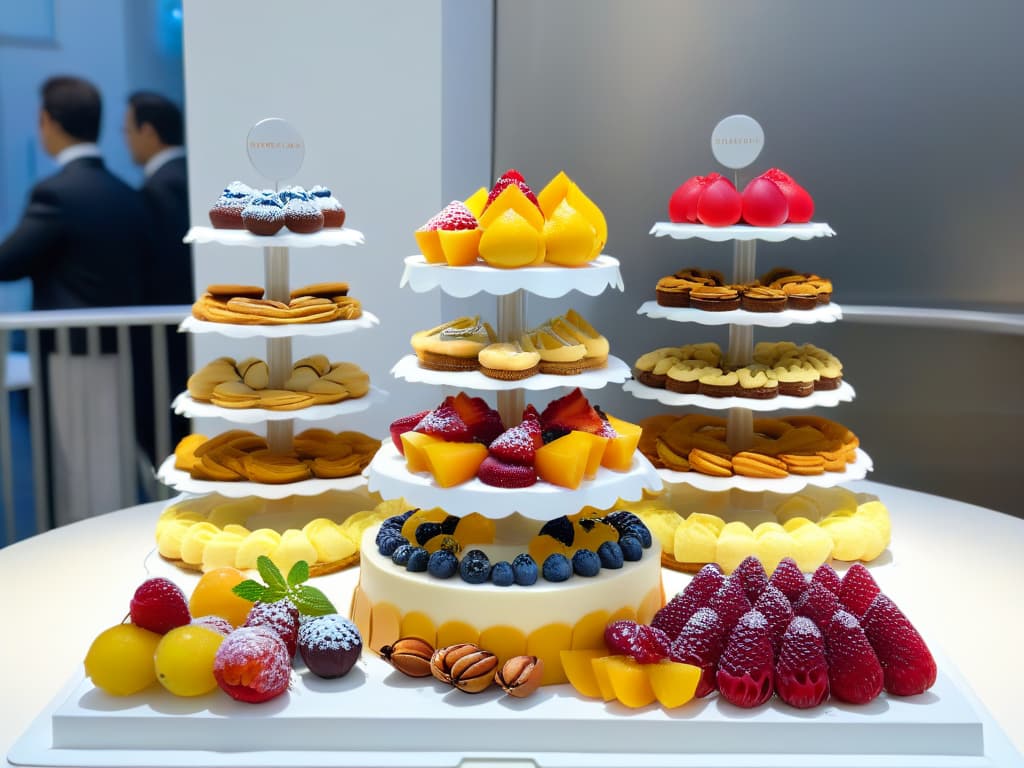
[792,581,840,632]
[214,625,291,703]
[811,563,842,595]
[732,555,768,603]
[716,609,774,708]
[824,609,883,705]
[775,616,829,709]
[603,620,670,664]
[450,393,504,445]
[668,606,728,697]
[244,599,300,657]
[484,169,540,212]
[838,563,881,618]
[862,593,937,696]
[476,456,536,488]
[488,419,542,465]
[433,201,478,231]
[390,410,430,454]
[192,615,233,636]
[752,583,794,652]
[130,577,191,635]
[539,388,605,435]
[768,557,807,602]
[707,575,753,634]
[651,563,724,640]
[414,402,473,442]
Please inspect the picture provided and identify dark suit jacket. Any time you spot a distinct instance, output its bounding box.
[141,155,193,304]
[0,156,147,309]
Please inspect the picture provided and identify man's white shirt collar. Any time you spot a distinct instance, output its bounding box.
[144,146,186,179]
[55,143,102,167]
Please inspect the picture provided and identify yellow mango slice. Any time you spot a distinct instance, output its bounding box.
[401,508,449,543]
[535,433,589,489]
[369,602,402,653]
[478,184,544,231]
[646,660,701,708]
[543,200,596,267]
[438,229,482,267]
[590,655,618,701]
[604,656,657,708]
[526,623,573,685]
[571,610,611,650]
[479,625,527,666]
[400,431,444,473]
[478,209,545,269]
[422,441,489,488]
[414,229,444,263]
[235,528,281,570]
[574,430,609,479]
[602,415,642,471]
[560,649,606,699]
[565,183,607,258]
[399,611,436,647]
[537,170,571,219]
[463,186,488,218]
[436,620,479,650]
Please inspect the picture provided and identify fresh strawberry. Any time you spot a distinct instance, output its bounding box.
[741,177,789,227]
[668,606,728,697]
[752,583,794,651]
[130,577,191,634]
[861,594,937,696]
[499,168,525,184]
[732,555,768,603]
[450,392,504,445]
[838,563,881,618]
[522,404,542,423]
[433,201,478,231]
[414,402,473,442]
[775,616,829,708]
[810,563,842,595]
[244,599,300,657]
[716,610,774,708]
[488,419,542,465]
[603,620,670,664]
[483,169,541,212]
[651,563,724,640]
[667,173,721,223]
[708,576,753,634]
[824,609,884,704]
[539,388,605,435]
[760,168,814,223]
[792,581,840,632]
[768,557,807,601]
[390,410,430,454]
[696,176,742,227]
[476,456,536,488]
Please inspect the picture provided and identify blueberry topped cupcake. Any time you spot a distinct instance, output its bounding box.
[209,181,254,229]
[241,190,285,236]
[310,185,346,228]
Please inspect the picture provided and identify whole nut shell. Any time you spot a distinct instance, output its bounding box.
[379,636,435,678]
[449,649,499,694]
[430,642,481,684]
[495,655,544,698]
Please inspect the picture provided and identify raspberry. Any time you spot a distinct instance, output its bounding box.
[792,581,840,632]
[603,620,670,664]
[477,456,537,488]
[810,563,842,594]
[716,610,774,708]
[752,583,794,651]
[129,577,191,635]
[414,402,473,442]
[768,557,807,601]
[214,626,291,703]
[488,420,542,465]
[862,594,937,696]
[732,555,768,603]
[824,609,883,704]
[707,575,753,634]
[244,600,300,657]
[668,607,727,697]
[775,617,829,709]
[651,563,725,640]
[433,201,478,231]
[484,170,540,211]
[838,563,881,618]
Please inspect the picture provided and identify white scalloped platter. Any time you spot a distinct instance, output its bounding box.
[156,456,368,499]
[623,379,856,411]
[184,225,365,248]
[637,300,842,327]
[656,448,873,493]
[366,443,662,520]
[390,354,632,391]
[178,311,379,338]
[399,254,624,297]
[171,386,388,423]
[649,221,835,242]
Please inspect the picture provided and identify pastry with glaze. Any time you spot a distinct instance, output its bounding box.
[478,342,541,381]
[411,316,496,372]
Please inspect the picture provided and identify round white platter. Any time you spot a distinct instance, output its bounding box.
[366,442,662,520]
[178,311,379,338]
[649,221,835,242]
[637,300,842,327]
[622,379,855,411]
[656,448,873,493]
[184,225,365,248]
[171,385,388,423]
[390,354,632,392]
[399,254,624,298]
[156,456,369,499]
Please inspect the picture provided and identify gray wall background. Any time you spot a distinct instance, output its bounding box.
[493,0,1024,514]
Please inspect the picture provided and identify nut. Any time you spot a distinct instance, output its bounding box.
[378,636,435,678]
[430,642,481,684]
[495,655,544,698]
[449,648,499,694]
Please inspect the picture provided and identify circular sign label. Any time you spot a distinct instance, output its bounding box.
[711,115,764,169]
[246,118,305,182]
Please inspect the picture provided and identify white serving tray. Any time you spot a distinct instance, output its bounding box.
[156,456,369,499]
[649,221,836,242]
[399,255,624,298]
[171,386,388,423]
[657,448,873,494]
[184,225,365,248]
[623,379,856,411]
[637,300,842,327]
[366,443,662,520]
[391,354,632,391]
[178,310,380,338]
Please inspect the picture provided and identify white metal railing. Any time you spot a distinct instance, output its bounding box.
[840,305,1024,336]
[0,306,191,543]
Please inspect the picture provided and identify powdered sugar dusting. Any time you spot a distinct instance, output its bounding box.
[297,614,362,653]
[214,626,291,693]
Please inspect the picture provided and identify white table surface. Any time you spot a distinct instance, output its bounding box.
[2,480,1022,765]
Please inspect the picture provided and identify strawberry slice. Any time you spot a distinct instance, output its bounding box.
[389,411,430,454]
[732,555,768,603]
[668,606,728,697]
[433,200,478,231]
[810,563,842,595]
[477,456,536,488]
[792,581,840,632]
[414,402,473,442]
[838,563,881,618]
[824,609,884,704]
[775,616,829,709]
[716,610,774,708]
[651,563,724,640]
[752,583,794,652]
[861,594,937,696]
[488,419,542,466]
[483,169,540,212]
[539,388,605,435]
[768,557,807,602]
[708,575,753,635]
[450,392,504,445]
[604,620,670,664]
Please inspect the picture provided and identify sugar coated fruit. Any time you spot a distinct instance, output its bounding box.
[213,625,292,703]
[244,600,300,657]
[189,567,252,627]
[154,624,225,696]
[297,614,363,679]
[84,623,161,696]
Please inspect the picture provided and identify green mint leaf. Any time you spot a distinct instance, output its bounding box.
[231,580,267,603]
[290,584,336,616]
[261,586,289,604]
[256,555,287,591]
[286,560,310,587]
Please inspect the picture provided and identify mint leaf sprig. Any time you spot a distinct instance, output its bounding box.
[232,556,337,616]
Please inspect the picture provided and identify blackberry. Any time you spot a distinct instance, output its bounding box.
[572,549,601,577]
[542,553,572,582]
[538,516,574,547]
[376,532,407,556]
[605,510,642,533]
[512,553,538,586]
[427,549,459,579]
[439,515,460,535]
[541,427,568,444]
[405,547,430,572]
[390,543,414,566]
[460,549,491,584]
[619,535,643,561]
[491,561,515,587]
[414,521,443,546]
[597,540,624,569]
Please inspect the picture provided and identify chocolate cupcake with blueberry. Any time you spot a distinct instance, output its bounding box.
[241,190,285,236]
[209,181,253,229]
[283,188,324,234]
[310,185,346,228]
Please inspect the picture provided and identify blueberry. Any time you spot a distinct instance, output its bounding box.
[572,549,601,577]
[538,516,575,547]
[440,515,460,535]
[406,547,429,572]
[542,553,572,582]
[427,549,459,579]
[491,561,515,587]
[415,521,443,546]
[597,540,624,569]
[606,510,642,533]
[619,535,643,562]
[541,428,568,444]
[391,543,414,566]
[512,553,538,586]
[460,549,491,584]
[377,533,407,556]
[624,521,653,549]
